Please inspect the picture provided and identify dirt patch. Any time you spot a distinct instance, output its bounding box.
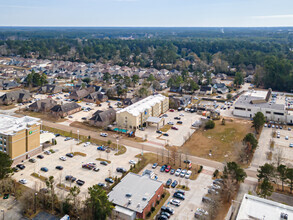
[70,121,102,132]
[182,118,253,162]
[0,105,16,110]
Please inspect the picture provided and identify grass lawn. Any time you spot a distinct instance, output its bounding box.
[31,173,47,182]
[114,145,127,156]
[56,183,71,192]
[73,152,87,157]
[148,190,170,219]
[182,118,253,162]
[160,124,172,132]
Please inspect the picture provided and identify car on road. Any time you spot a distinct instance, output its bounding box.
[171,127,178,130]
[64,137,71,141]
[97,146,106,151]
[129,160,137,165]
[160,165,167,172]
[19,179,27,184]
[166,178,172,187]
[29,158,37,163]
[165,165,171,172]
[100,133,108,137]
[59,156,67,161]
[156,130,163,134]
[105,178,114,184]
[116,167,127,173]
[152,163,158,169]
[171,180,178,188]
[56,166,63,170]
[66,153,74,158]
[41,167,48,172]
[173,192,185,200]
[65,175,76,182]
[170,169,175,175]
[76,179,85,186]
[170,199,181,206]
[179,113,184,116]
[37,155,44,159]
[175,168,181,176]
[161,206,174,215]
[100,161,108,166]
[16,164,25,170]
[185,170,192,179]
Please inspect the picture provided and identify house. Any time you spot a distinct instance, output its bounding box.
[69,89,89,101]
[169,86,182,93]
[213,83,229,94]
[88,108,116,127]
[39,85,62,94]
[122,97,141,106]
[83,92,108,103]
[245,75,254,83]
[50,103,81,118]
[0,89,32,105]
[200,85,213,95]
[108,172,164,220]
[170,95,192,108]
[2,81,20,90]
[28,99,57,112]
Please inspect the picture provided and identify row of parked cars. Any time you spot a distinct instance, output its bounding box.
[153,164,192,179]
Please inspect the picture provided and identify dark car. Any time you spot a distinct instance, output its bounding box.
[16,164,25,170]
[40,167,48,172]
[161,206,174,215]
[100,161,108,166]
[65,175,76,182]
[66,153,74,158]
[174,117,181,120]
[37,155,44,159]
[158,215,168,220]
[81,117,87,120]
[160,165,167,172]
[156,130,163,134]
[173,192,185,200]
[175,189,185,195]
[171,180,178,188]
[56,166,63,170]
[166,178,172,187]
[76,179,85,186]
[160,212,171,218]
[98,183,106,187]
[105,178,114,183]
[116,167,127,173]
[163,133,169,136]
[170,169,175,175]
[82,164,94,170]
[55,133,60,137]
[183,160,191,164]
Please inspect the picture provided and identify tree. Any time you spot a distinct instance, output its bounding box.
[45,176,55,213]
[152,80,161,91]
[257,163,275,182]
[86,184,114,220]
[0,152,13,179]
[69,186,80,208]
[259,178,273,198]
[226,93,232,100]
[286,168,293,194]
[234,72,244,87]
[147,74,155,82]
[103,72,111,83]
[277,164,287,191]
[242,133,258,163]
[252,112,265,133]
[82,77,91,84]
[222,176,236,202]
[131,74,139,85]
[205,120,215,129]
[222,161,247,184]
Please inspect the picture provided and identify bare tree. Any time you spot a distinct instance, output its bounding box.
[222,175,237,202]
[170,147,178,166]
[274,148,284,167]
[205,193,222,220]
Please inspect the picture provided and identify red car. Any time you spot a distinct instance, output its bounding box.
[171,127,178,130]
[165,165,171,172]
[169,109,175,112]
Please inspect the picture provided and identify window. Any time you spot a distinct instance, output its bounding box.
[274,112,284,116]
[266,111,271,114]
[235,107,246,111]
[4,148,6,152]
[247,109,251,111]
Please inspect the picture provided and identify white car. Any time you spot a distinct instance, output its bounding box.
[129,160,137,165]
[100,133,108,137]
[285,136,289,140]
[44,150,51,155]
[264,124,267,127]
[168,122,174,125]
[277,134,280,138]
[84,142,90,147]
[179,113,184,116]
[19,179,27,184]
[175,168,181,176]
[180,169,187,177]
[185,170,192,179]
[59,156,67,161]
[170,199,181,206]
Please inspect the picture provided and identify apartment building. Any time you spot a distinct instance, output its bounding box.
[116,94,169,130]
[0,114,41,163]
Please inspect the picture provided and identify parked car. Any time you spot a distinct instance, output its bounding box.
[105,178,114,183]
[56,166,63,170]
[185,170,192,179]
[165,165,171,172]
[41,167,48,172]
[163,133,169,136]
[66,153,74,158]
[13,167,20,172]
[194,208,209,219]
[76,179,85,186]
[171,127,178,130]
[93,168,100,172]
[160,165,167,172]
[175,168,181,176]
[156,130,163,134]
[158,215,168,220]
[55,133,60,137]
[37,155,44,159]
[175,189,185,195]
[65,175,76,182]
[171,180,178,188]
[116,167,127,173]
[98,183,106,187]
[161,206,174,215]
[174,117,181,120]
[169,109,175,112]
[29,158,36,163]
[64,137,71,141]
[208,188,218,195]
[16,164,25,170]
[19,179,27,184]
[202,196,213,203]
[177,121,183,124]
[100,133,108,137]
[290,143,293,148]
[170,199,181,206]
[285,136,289,140]
[100,161,108,166]
[166,178,172,187]
[180,169,187,177]
[152,163,158,169]
[173,192,185,200]
[167,122,174,125]
[170,169,175,175]
[129,160,136,165]
[97,146,106,151]
[44,150,51,155]
[183,160,191,164]
[289,128,292,131]
[84,142,90,147]
[59,156,67,161]
[160,212,171,218]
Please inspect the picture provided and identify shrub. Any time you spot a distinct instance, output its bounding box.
[107,140,112,145]
[151,207,155,212]
[156,200,159,205]
[162,193,165,198]
[198,165,203,173]
[213,169,219,177]
[226,93,232,100]
[147,212,151,217]
[205,120,215,129]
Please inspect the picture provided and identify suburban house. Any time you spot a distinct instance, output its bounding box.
[88,108,116,127]
[50,102,81,118]
[213,83,229,94]
[0,89,32,105]
[0,80,20,90]
[83,92,108,103]
[28,99,57,112]
[200,85,213,95]
[108,172,164,220]
[122,97,141,106]
[169,86,182,93]
[170,95,192,108]
[39,84,62,94]
[69,89,89,101]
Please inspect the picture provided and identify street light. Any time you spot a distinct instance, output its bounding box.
[77,130,80,143]
[116,138,119,152]
[34,193,38,213]
[40,120,42,131]
[1,209,4,220]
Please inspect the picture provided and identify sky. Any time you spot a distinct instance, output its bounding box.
[1,0,293,27]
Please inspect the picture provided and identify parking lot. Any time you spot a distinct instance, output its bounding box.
[140,164,214,219]
[12,136,141,195]
[135,110,202,147]
[252,124,293,169]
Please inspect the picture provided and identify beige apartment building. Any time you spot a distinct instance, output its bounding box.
[0,114,41,164]
[116,94,169,130]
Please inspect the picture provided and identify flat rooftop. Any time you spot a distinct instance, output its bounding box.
[108,172,163,213]
[0,114,40,135]
[237,194,293,220]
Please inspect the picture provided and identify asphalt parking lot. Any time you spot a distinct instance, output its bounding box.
[12,136,141,195]
[135,110,201,147]
[140,164,214,220]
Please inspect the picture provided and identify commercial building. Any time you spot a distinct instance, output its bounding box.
[108,172,164,220]
[0,114,41,163]
[116,94,169,130]
[236,194,293,220]
[233,89,293,124]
